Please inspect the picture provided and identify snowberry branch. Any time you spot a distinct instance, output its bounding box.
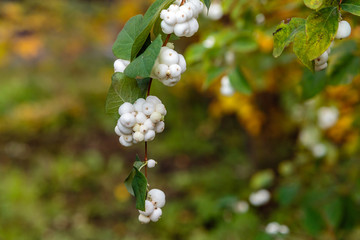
[111,0,206,224]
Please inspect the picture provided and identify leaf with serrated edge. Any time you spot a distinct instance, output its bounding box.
[305,6,339,60]
[293,29,315,72]
[132,167,148,211]
[131,0,175,60]
[304,0,323,9]
[112,15,143,60]
[105,73,147,118]
[273,18,305,58]
[341,0,360,16]
[228,68,252,95]
[124,169,136,196]
[125,35,163,79]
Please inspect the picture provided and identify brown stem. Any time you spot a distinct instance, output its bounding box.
[144,142,148,178]
[163,34,171,46]
[144,0,186,179]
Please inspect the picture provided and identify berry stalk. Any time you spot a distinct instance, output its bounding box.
[143,0,187,177]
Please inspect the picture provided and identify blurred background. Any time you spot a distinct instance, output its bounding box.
[1,0,360,239]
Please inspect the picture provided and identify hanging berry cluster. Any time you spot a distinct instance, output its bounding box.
[106,0,211,224]
[273,0,358,72]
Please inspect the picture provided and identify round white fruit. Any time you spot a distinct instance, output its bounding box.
[147,159,157,168]
[148,189,166,208]
[138,214,150,224]
[335,20,351,39]
[150,208,163,222]
[138,200,155,216]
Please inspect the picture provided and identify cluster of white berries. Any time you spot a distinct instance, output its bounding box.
[249,189,271,206]
[265,222,290,235]
[160,0,203,37]
[315,20,351,72]
[114,59,130,73]
[115,96,166,147]
[138,189,166,223]
[151,43,186,87]
[317,106,339,130]
[220,75,235,96]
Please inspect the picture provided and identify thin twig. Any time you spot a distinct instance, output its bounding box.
[144,0,186,178]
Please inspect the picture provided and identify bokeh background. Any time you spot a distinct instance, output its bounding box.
[1,0,360,239]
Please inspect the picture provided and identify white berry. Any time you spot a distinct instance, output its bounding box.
[133,131,145,142]
[160,49,179,65]
[133,98,146,112]
[144,130,156,141]
[150,112,162,123]
[315,62,328,72]
[335,20,351,39]
[169,64,182,78]
[147,159,157,168]
[138,214,150,224]
[146,96,161,105]
[117,121,133,135]
[150,208,162,222]
[114,59,130,73]
[118,102,134,115]
[155,104,167,116]
[138,200,155,216]
[161,21,174,34]
[174,22,190,37]
[114,126,122,136]
[155,121,165,133]
[163,11,177,25]
[178,55,187,73]
[120,113,136,128]
[119,136,132,147]
[139,125,148,134]
[142,102,155,116]
[315,51,328,66]
[144,119,155,130]
[136,112,147,124]
[148,189,166,208]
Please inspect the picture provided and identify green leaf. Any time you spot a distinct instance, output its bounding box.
[131,0,175,60]
[185,43,207,65]
[341,0,360,16]
[327,41,360,85]
[204,66,224,88]
[112,15,143,60]
[302,207,326,236]
[105,73,147,118]
[293,29,314,72]
[273,18,306,58]
[276,183,300,206]
[304,0,323,9]
[203,0,212,10]
[321,0,340,7]
[136,78,151,94]
[125,35,163,79]
[300,68,327,100]
[232,36,258,53]
[124,169,136,196]
[228,67,252,95]
[305,6,340,60]
[324,198,343,228]
[250,169,274,189]
[132,167,148,211]
[133,155,143,170]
